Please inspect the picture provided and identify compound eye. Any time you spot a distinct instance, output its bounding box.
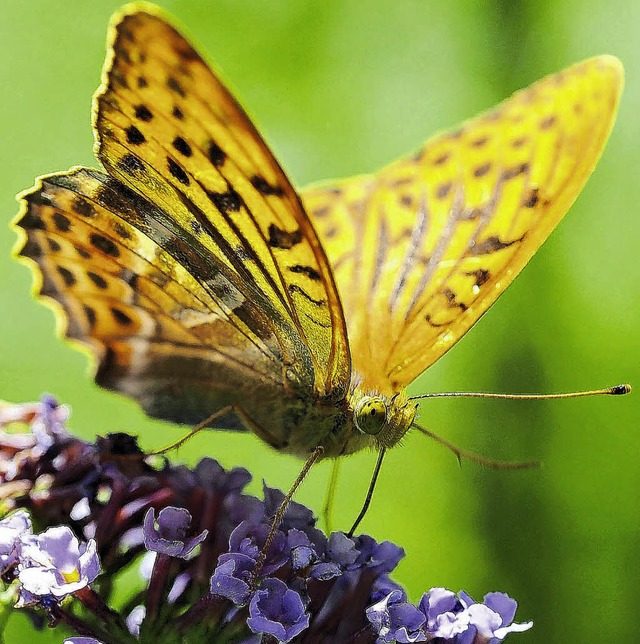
[354,397,388,436]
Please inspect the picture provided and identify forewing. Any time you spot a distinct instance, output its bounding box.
[303,57,623,394]
[93,6,349,398]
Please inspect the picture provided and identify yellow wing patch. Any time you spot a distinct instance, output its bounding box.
[94,6,349,398]
[304,56,623,394]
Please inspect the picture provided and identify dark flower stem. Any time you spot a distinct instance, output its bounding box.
[74,585,122,625]
[72,587,134,644]
[175,593,228,632]
[50,602,132,644]
[145,552,172,620]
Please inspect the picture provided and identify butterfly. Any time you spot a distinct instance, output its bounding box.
[13,5,623,469]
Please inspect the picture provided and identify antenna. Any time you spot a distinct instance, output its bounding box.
[410,384,631,402]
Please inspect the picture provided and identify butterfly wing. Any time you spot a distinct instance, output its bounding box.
[303,56,623,394]
[17,168,286,428]
[15,6,350,429]
[96,6,350,398]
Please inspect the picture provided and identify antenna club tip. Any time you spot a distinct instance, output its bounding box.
[611,384,632,395]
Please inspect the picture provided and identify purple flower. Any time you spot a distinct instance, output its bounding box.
[210,552,256,604]
[143,507,208,558]
[17,525,100,602]
[0,508,31,573]
[247,577,309,642]
[352,534,405,574]
[0,395,69,451]
[63,639,104,644]
[367,587,533,642]
[228,519,289,576]
[366,589,427,643]
[456,591,533,643]
[1,396,533,643]
[419,587,466,637]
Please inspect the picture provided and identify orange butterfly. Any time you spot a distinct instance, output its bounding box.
[14,5,624,483]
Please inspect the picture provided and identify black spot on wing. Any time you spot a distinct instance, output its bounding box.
[251,175,284,196]
[137,76,148,89]
[120,268,138,289]
[172,136,192,157]
[52,212,71,232]
[324,226,338,239]
[466,268,490,287]
[84,305,96,329]
[125,125,145,145]
[111,71,129,89]
[46,238,60,253]
[540,115,556,130]
[167,158,190,185]
[207,140,226,167]
[174,41,200,62]
[90,233,120,257]
[134,104,153,121]
[522,188,540,208]
[289,265,321,281]
[56,265,76,287]
[167,76,186,97]
[207,187,243,213]
[120,27,135,43]
[501,163,529,181]
[312,206,330,218]
[268,224,302,249]
[112,221,132,239]
[111,307,133,326]
[21,240,42,257]
[436,182,452,199]
[87,271,108,290]
[73,196,96,218]
[469,235,521,256]
[75,246,91,259]
[433,152,450,166]
[473,163,491,178]
[19,210,46,231]
[471,136,489,147]
[172,106,184,120]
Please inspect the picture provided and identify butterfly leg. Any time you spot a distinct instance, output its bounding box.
[412,423,540,469]
[321,458,341,533]
[251,445,324,586]
[348,448,387,537]
[147,406,236,455]
[149,402,297,455]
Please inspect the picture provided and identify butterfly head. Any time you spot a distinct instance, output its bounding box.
[352,389,418,449]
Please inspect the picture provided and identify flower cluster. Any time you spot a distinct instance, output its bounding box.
[367,587,532,643]
[0,397,532,643]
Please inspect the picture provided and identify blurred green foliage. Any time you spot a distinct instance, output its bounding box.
[1,1,638,642]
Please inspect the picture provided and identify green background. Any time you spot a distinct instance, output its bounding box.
[1,1,638,641]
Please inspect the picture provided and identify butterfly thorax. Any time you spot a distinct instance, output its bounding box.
[263,386,417,460]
